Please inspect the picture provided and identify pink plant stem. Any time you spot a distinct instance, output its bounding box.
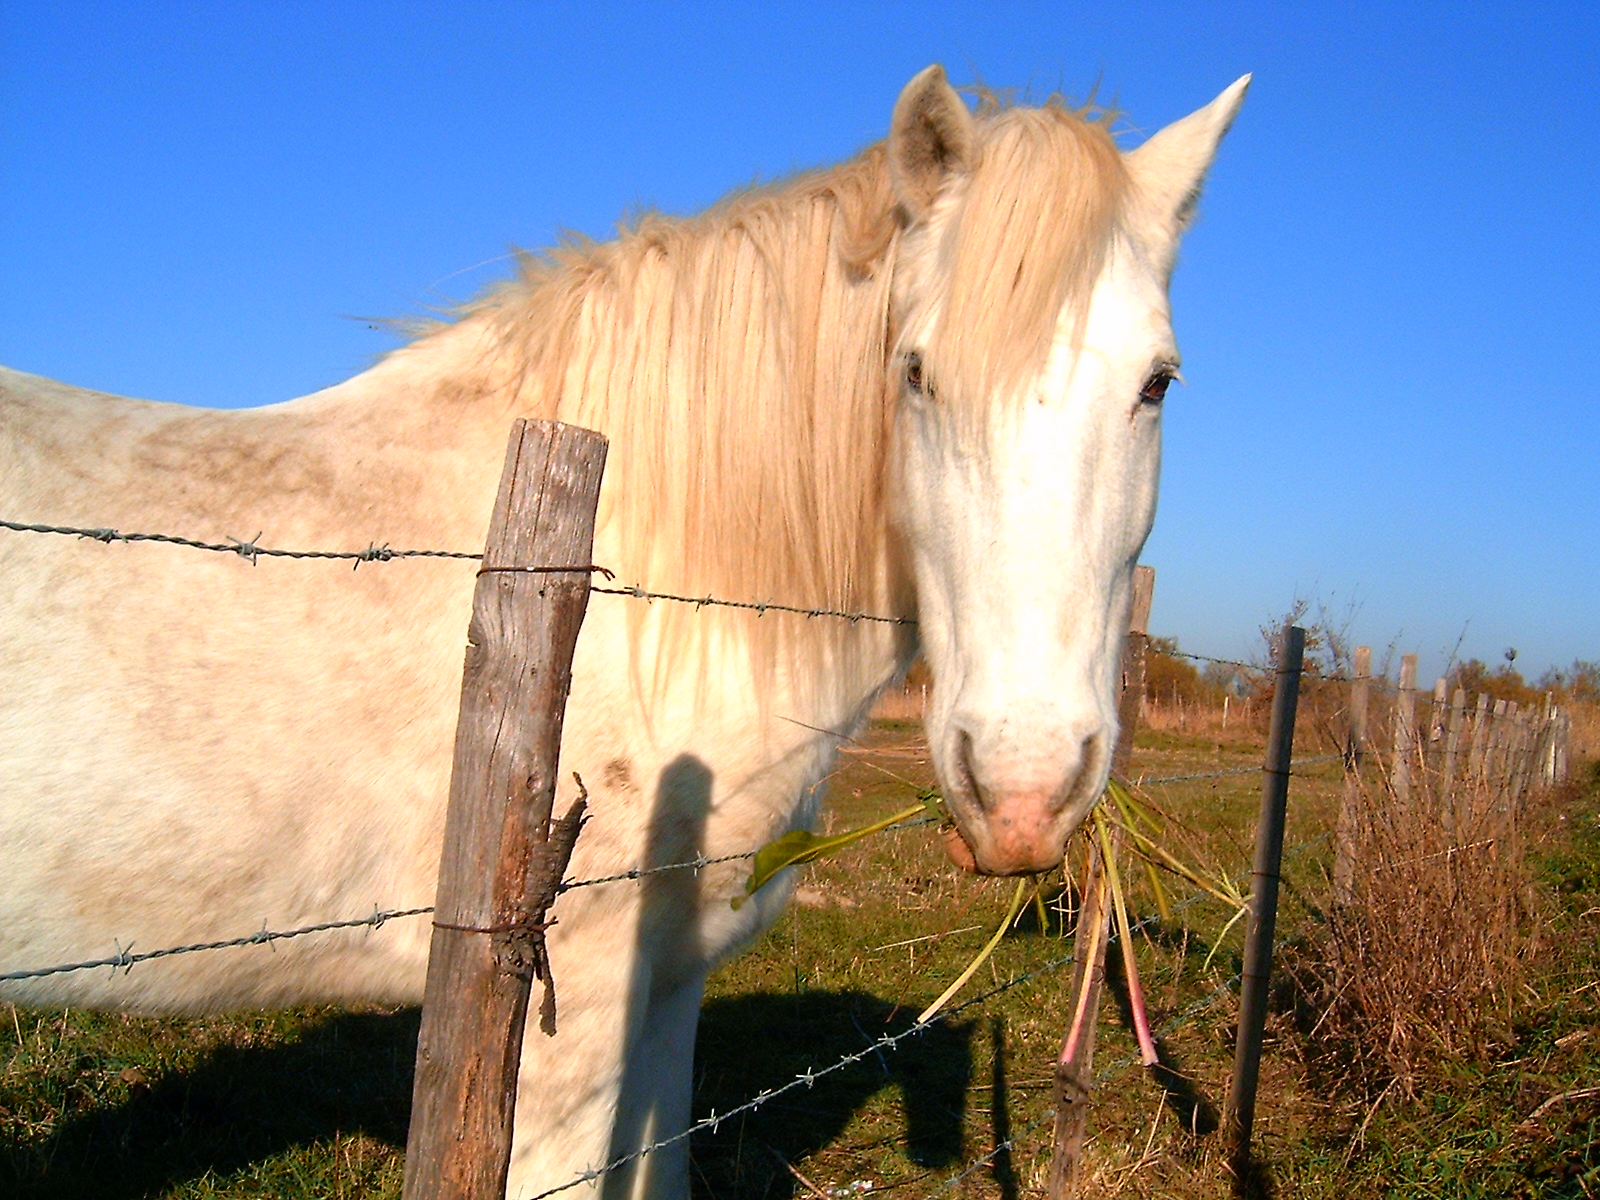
[1059,873,1105,1067]
[1096,811,1160,1067]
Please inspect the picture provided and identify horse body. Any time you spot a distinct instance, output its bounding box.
[0,67,1245,1199]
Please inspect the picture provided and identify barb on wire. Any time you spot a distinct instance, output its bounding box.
[0,906,434,983]
[921,1109,1055,1200]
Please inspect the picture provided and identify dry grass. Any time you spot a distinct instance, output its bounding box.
[1288,772,1534,1097]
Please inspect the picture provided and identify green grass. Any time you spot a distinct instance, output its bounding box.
[3,731,1596,1199]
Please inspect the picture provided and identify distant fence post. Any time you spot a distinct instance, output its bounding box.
[1224,623,1305,1169]
[1333,645,1370,907]
[1047,563,1153,1199]
[1113,565,1156,778]
[401,419,608,1200]
[1391,653,1418,807]
[1442,687,1467,833]
[1426,677,1448,783]
[1468,692,1492,781]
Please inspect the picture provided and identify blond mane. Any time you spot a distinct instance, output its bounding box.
[428,99,1126,670]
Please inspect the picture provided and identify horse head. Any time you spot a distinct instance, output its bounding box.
[886,66,1248,875]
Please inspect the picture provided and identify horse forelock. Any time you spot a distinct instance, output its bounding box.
[910,102,1129,411]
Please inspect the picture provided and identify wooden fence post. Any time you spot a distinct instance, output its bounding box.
[1047,564,1153,1199]
[1113,565,1156,778]
[1468,692,1492,780]
[1225,623,1305,1169]
[1442,687,1467,834]
[1334,646,1370,907]
[402,419,608,1200]
[1392,654,1417,807]
[1426,677,1448,784]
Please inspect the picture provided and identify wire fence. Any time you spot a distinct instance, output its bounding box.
[0,511,1348,1195]
[0,755,1337,986]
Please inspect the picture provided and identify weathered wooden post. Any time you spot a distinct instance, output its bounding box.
[1468,692,1492,780]
[1333,646,1370,907]
[1225,623,1305,1170]
[1048,564,1153,1199]
[1442,687,1467,835]
[1426,677,1448,787]
[402,419,608,1200]
[1113,565,1156,779]
[1391,653,1417,807]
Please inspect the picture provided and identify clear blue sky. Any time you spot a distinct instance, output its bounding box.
[3,2,1595,682]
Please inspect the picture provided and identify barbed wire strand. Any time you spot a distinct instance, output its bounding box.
[3,520,1452,691]
[520,816,1346,1200]
[1156,644,1407,692]
[0,518,912,625]
[0,518,480,565]
[921,1109,1056,1200]
[0,907,434,983]
[0,754,1341,984]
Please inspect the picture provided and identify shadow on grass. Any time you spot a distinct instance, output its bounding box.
[6,988,972,1200]
[693,990,975,1200]
[0,1006,419,1200]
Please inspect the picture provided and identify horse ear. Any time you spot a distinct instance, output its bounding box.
[888,64,977,222]
[1124,74,1251,255]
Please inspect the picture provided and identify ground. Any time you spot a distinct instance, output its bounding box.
[3,717,1597,1199]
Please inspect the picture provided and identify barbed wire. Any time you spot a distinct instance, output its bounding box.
[3,518,1475,692]
[921,1109,1055,1200]
[916,960,1252,1200]
[521,815,1347,1200]
[0,517,912,625]
[590,581,912,626]
[0,907,434,983]
[1134,753,1345,788]
[0,757,1341,985]
[1154,644,1408,693]
[0,518,480,566]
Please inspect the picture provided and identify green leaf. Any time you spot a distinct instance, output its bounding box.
[734,803,926,909]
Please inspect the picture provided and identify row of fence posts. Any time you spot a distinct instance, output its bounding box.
[1335,648,1573,907]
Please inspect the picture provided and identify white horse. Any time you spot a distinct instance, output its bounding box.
[0,66,1246,1199]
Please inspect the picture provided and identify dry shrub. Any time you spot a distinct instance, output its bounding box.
[1294,768,1538,1096]
[1568,699,1600,762]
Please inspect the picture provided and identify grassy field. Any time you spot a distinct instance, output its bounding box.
[3,715,1597,1199]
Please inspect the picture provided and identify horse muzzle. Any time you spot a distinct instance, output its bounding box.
[935,721,1111,876]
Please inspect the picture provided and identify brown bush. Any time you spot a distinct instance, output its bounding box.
[1292,766,1538,1096]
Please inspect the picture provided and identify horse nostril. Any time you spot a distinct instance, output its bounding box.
[1063,730,1109,812]
[957,728,988,810]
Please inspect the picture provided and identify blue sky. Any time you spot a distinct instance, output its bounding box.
[2,2,1595,682]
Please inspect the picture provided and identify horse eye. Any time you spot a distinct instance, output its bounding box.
[1139,370,1174,405]
[905,352,925,395]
